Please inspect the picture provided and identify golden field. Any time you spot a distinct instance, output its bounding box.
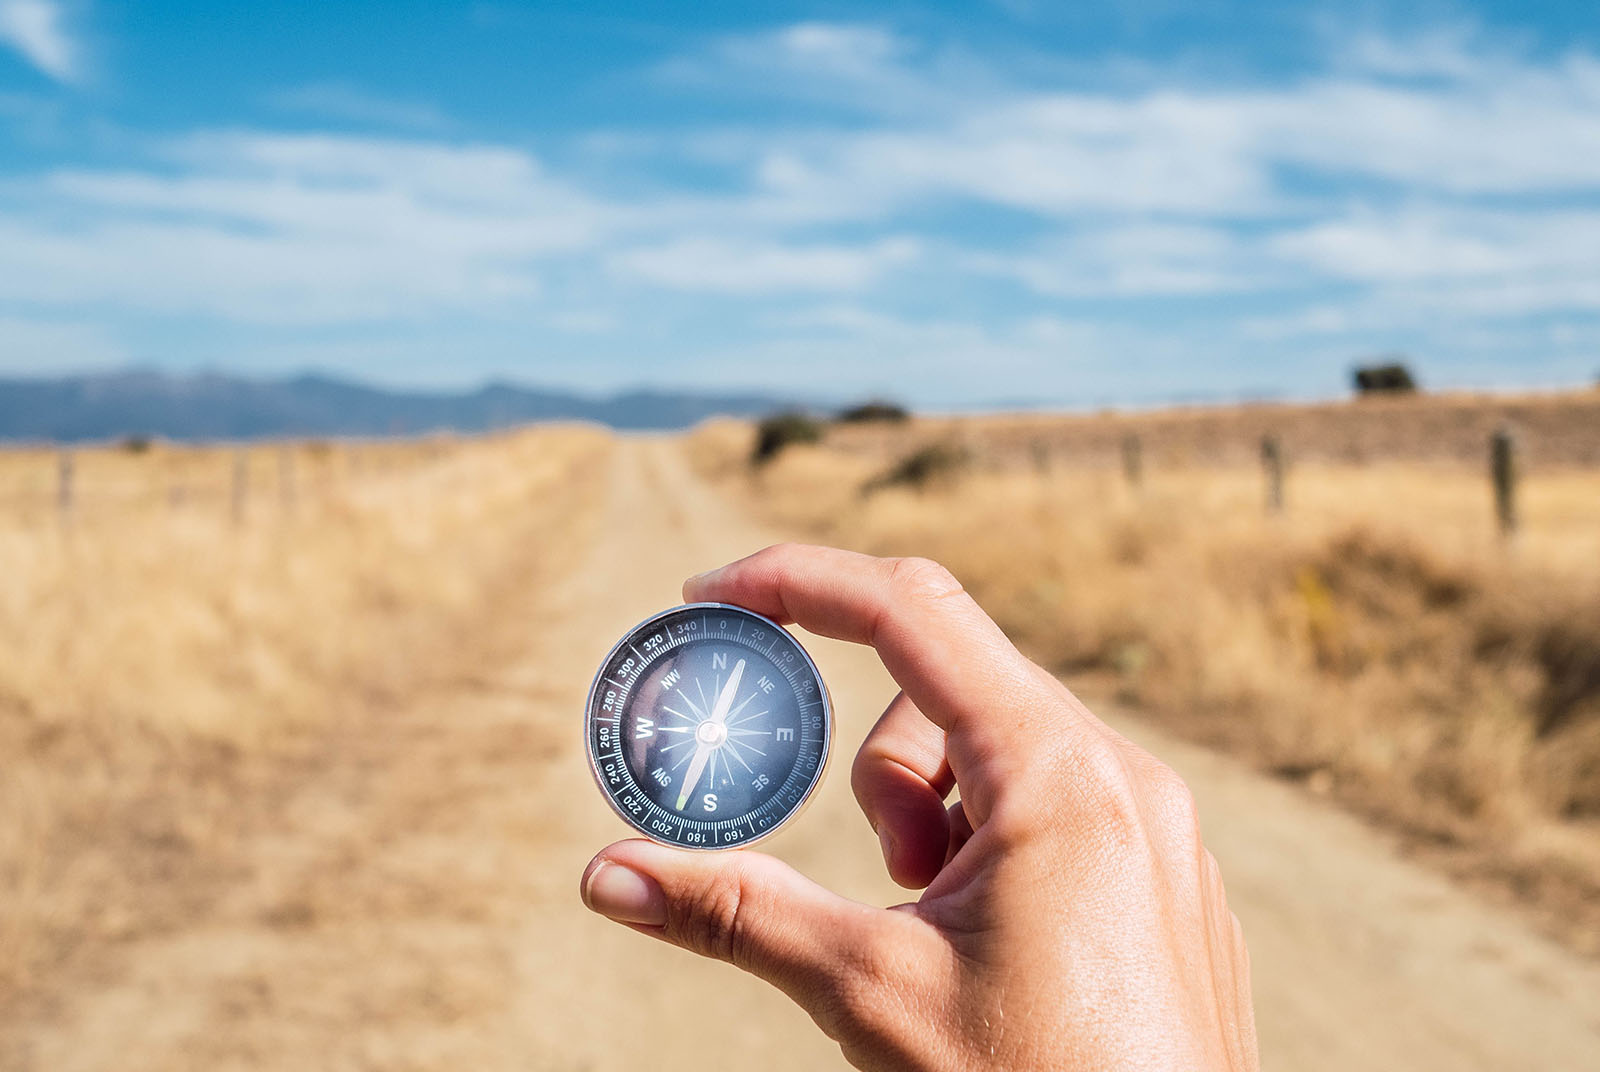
[3,408,1599,1071]
[689,391,1600,953]
[0,429,612,1003]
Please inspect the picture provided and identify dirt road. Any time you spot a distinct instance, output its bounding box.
[12,437,1600,1070]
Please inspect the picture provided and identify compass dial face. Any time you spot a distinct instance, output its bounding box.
[585,604,831,850]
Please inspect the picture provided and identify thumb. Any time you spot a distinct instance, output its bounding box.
[581,839,941,1035]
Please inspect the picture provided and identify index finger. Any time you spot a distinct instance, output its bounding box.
[683,544,1079,815]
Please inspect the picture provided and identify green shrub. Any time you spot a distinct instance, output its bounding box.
[836,400,910,423]
[863,443,969,494]
[1353,361,1419,394]
[751,412,823,465]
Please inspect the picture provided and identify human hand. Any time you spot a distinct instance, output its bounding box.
[581,544,1258,1071]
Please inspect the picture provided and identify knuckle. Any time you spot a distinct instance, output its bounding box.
[1149,763,1202,840]
[763,540,805,561]
[886,556,964,605]
[749,541,801,576]
[1060,738,1144,828]
[978,796,1039,855]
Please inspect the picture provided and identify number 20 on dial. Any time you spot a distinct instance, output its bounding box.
[585,603,833,850]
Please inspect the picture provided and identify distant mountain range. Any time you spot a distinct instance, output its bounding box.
[0,369,808,442]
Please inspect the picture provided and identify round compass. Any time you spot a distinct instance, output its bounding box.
[585,603,832,850]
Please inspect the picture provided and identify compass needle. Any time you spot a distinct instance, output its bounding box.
[586,605,831,849]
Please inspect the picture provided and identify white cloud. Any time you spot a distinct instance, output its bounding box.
[971,224,1266,298]
[0,313,125,371]
[656,22,958,118]
[609,236,917,294]
[267,82,450,130]
[3,20,1600,399]
[0,134,614,325]
[0,0,81,85]
[1273,209,1600,284]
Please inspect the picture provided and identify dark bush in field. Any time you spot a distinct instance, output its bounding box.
[863,442,969,494]
[120,435,153,454]
[751,412,823,465]
[836,400,911,423]
[1353,362,1419,394]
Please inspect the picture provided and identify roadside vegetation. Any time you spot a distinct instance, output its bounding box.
[687,394,1600,954]
[0,428,612,1000]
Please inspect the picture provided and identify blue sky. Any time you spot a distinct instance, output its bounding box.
[1,1,1598,407]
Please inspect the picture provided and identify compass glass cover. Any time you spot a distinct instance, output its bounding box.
[586,604,830,850]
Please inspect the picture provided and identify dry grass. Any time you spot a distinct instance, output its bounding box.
[0,428,612,1002]
[687,398,1600,954]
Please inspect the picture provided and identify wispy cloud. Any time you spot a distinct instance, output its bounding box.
[2,134,612,325]
[2,18,1599,399]
[0,0,82,85]
[266,82,451,131]
[610,236,917,294]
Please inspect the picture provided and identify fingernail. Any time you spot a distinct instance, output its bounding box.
[583,861,667,926]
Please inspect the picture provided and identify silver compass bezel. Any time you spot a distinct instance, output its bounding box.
[584,602,834,851]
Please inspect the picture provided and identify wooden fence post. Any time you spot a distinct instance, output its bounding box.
[1261,435,1285,515]
[1122,432,1143,490]
[1491,427,1516,537]
[232,449,248,524]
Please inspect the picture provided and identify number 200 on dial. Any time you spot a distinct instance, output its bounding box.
[585,603,832,850]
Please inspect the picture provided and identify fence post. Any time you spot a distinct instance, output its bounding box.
[1122,432,1143,490]
[232,449,248,524]
[1491,427,1517,537]
[57,449,74,523]
[1261,435,1285,515]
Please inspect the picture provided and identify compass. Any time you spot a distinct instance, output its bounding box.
[585,603,832,850]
